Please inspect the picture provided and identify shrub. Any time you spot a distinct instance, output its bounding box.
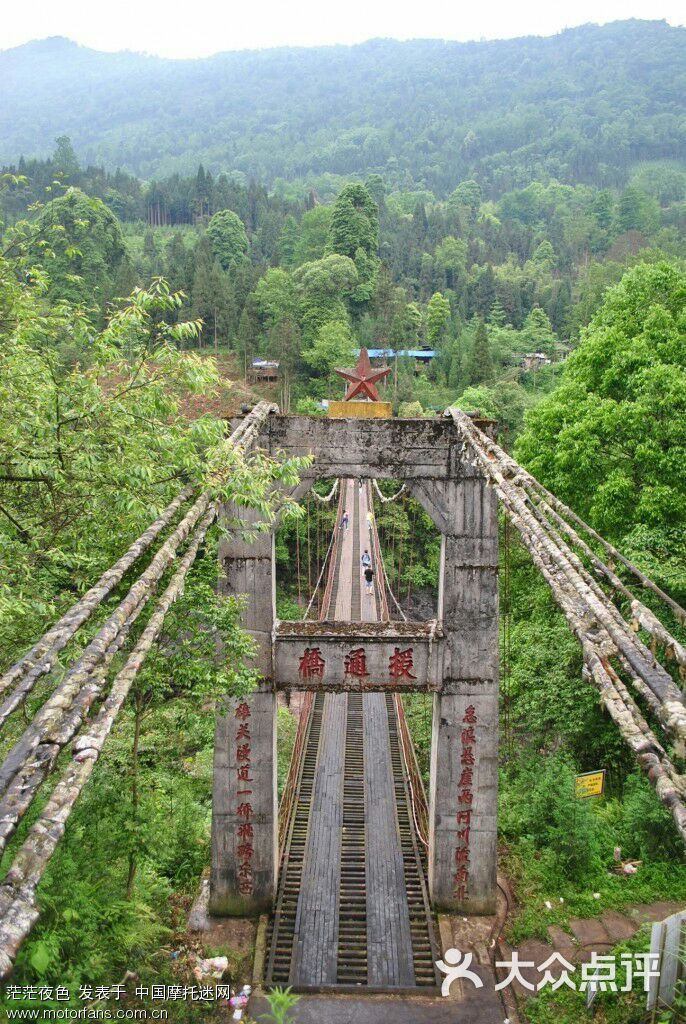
[617,771,682,861]
[501,754,605,883]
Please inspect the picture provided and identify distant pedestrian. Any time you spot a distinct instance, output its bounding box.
[361,549,371,569]
[364,567,374,595]
[366,509,374,535]
[340,510,349,530]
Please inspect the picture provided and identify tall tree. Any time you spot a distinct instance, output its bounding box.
[293,254,358,344]
[390,302,422,349]
[52,135,79,180]
[236,299,260,377]
[253,268,300,407]
[523,306,555,352]
[449,179,482,220]
[207,209,249,271]
[293,206,333,266]
[191,237,234,349]
[617,185,659,235]
[34,187,127,309]
[327,183,379,304]
[426,291,451,348]
[301,320,357,398]
[468,319,493,384]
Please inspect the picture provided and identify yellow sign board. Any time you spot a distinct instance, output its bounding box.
[328,400,392,419]
[575,770,606,799]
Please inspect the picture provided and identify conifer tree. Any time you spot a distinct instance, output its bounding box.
[236,301,260,376]
[469,319,493,384]
[164,233,191,295]
[523,306,555,352]
[472,264,496,317]
[191,237,234,348]
[142,230,161,276]
[448,345,464,391]
[488,297,507,327]
[278,215,299,268]
[53,135,79,180]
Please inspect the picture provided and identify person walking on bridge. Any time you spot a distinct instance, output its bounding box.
[364,566,374,596]
[366,508,374,536]
[340,509,349,531]
[361,549,371,569]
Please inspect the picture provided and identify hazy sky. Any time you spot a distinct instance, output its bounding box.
[3,0,684,57]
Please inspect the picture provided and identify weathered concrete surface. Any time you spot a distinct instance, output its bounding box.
[274,620,443,692]
[210,501,277,916]
[569,917,613,948]
[599,910,639,943]
[253,415,477,482]
[427,479,499,915]
[218,502,276,680]
[248,971,504,1023]
[209,687,277,916]
[188,876,258,951]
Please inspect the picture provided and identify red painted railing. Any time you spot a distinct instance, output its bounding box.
[277,690,314,862]
[394,693,430,849]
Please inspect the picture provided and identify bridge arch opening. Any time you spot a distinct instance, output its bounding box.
[210,413,500,980]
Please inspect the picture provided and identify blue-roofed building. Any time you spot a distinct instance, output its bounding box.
[355,348,437,364]
[355,348,437,377]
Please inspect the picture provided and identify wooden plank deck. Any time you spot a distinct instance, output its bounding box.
[364,692,416,986]
[358,481,416,987]
[290,692,347,985]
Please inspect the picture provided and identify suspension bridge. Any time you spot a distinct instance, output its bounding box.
[0,389,684,990]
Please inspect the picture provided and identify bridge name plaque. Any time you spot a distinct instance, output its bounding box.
[273,620,443,692]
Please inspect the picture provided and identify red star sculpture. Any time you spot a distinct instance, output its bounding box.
[335,348,391,402]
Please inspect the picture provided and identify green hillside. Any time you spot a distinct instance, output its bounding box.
[1,20,685,191]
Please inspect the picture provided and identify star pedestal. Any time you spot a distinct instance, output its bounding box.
[328,399,392,418]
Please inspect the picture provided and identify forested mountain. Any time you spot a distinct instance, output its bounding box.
[1,20,685,191]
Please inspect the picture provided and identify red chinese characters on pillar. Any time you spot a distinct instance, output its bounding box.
[234,701,254,895]
[454,704,477,900]
[344,647,369,678]
[298,647,326,680]
[388,646,417,680]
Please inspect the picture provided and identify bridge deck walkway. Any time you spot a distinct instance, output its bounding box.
[267,479,437,990]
